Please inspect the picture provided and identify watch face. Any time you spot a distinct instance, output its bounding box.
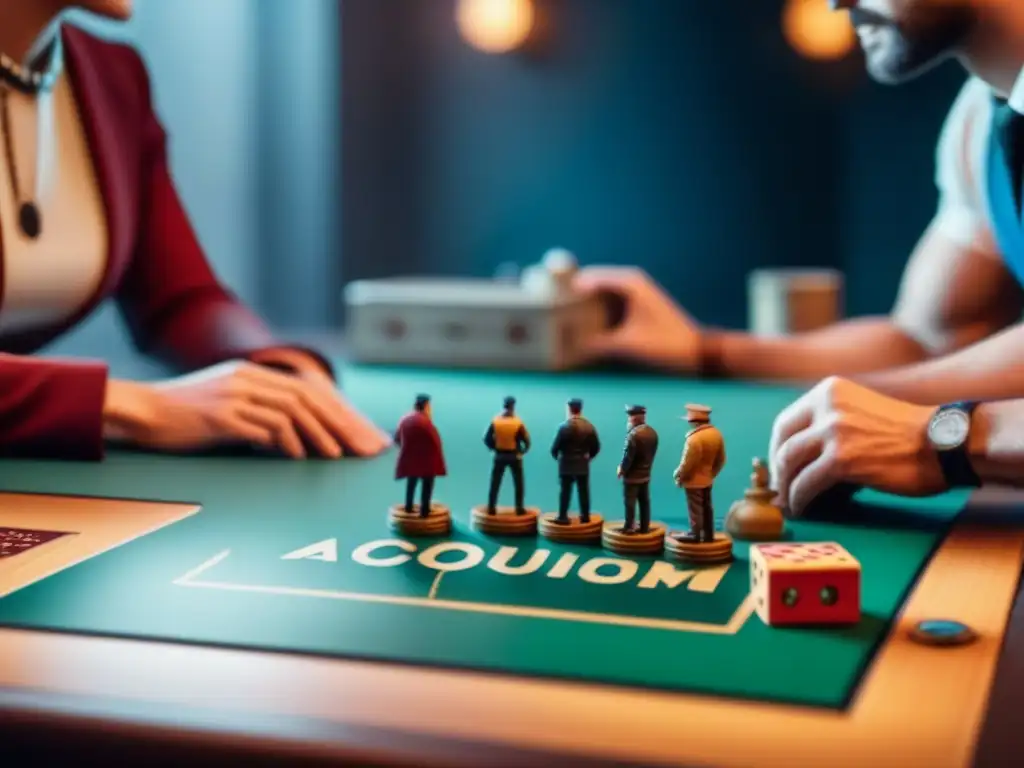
[929,409,970,450]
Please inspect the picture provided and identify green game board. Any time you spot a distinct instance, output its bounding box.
[0,365,967,707]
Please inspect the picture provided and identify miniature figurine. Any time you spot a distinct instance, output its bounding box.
[393,394,447,517]
[550,398,601,524]
[484,396,531,515]
[672,404,725,542]
[617,404,658,533]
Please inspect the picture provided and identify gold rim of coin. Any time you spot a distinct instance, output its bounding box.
[539,513,603,535]
[389,502,452,519]
[388,518,451,536]
[603,542,664,555]
[471,504,540,519]
[665,551,733,564]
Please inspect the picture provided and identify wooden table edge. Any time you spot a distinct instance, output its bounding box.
[0,492,1021,767]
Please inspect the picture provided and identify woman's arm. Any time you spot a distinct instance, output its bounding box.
[0,354,108,459]
[113,47,333,378]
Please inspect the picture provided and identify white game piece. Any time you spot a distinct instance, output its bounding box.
[521,264,556,296]
[542,247,577,273]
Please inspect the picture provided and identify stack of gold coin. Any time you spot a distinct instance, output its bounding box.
[664,531,733,564]
[471,505,539,536]
[539,513,603,544]
[601,521,665,555]
[388,503,451,537]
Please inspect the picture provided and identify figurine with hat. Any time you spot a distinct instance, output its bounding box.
[391,394,450,534]
[483,395,532,516]
[616,404,659,534]
[672,403,725,543]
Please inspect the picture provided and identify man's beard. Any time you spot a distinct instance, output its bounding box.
[850,3,977,83]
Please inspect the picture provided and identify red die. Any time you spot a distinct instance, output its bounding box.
[750,542,861,626]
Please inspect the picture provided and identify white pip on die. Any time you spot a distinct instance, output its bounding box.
[749,542,861,627]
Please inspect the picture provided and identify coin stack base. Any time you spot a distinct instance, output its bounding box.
[601,521,666,555]
[471,505,539,536]
[388,503,452,537]
[664,531,734,564]
[539,513,604,544]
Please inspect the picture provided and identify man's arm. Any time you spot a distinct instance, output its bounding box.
[674,441,698,483]
[550,425,564,459]
[967,401,1024,487]
[517,424,531,453]
[702,222,1020,382]
[706,78,1021,383]
[618,434,635,475]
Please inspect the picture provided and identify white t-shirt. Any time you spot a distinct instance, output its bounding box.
[932,73,1024,259]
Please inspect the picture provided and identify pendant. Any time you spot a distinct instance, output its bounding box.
[18,201,40,239]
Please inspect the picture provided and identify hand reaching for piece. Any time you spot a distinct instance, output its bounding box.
[573,266,702,371]
[768,376,943,516]
[103,360,392,459]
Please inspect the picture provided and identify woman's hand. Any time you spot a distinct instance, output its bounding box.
[103,360,391,459]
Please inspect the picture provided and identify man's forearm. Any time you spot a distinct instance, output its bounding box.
[855,322,1024,405]
[971,401,1024,487]
[703,317,928,381]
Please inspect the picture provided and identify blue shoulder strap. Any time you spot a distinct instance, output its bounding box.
[985,116,1024,285]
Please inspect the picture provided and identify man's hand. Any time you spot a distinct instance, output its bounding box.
[768,376,944,516]
[573,266,702,371]
[616,466,623,478]
[104,361,392,459]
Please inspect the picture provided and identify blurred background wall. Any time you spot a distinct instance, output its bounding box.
[44,0,967,362]
[47,0,340,365]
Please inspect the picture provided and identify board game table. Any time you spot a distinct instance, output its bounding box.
[1,363,1023,767]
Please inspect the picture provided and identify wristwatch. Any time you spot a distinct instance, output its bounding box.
[926,401,981,488]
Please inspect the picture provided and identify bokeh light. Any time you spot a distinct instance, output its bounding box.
[782,0,856,61]
[456,0,536,54]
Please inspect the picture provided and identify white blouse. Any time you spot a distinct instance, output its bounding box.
[0,29,107,336]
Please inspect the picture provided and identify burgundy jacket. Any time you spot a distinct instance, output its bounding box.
[394,411,447,479]
[0,25,331,461]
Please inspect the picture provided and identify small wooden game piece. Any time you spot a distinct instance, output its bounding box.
[539,512,603,544]
[484,396,532,515]
[471,504,540,536]
[388,503,452,537]
[618,405,658,534]
[750,542,861,626]
[725,458,786,541]
[392,394,447,523]
[908,619,977,647]
[672,404,725,543]
[601,520,665,555]
[664,531,733,564]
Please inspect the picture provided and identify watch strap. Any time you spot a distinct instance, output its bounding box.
[934,401,981,488]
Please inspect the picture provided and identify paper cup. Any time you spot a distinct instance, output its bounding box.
[748,268,843,336]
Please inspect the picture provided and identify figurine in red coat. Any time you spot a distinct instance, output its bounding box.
[394,394,447,516]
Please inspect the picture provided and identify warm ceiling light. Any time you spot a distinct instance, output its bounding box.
[456,0,536,54]
[782,0,856,61]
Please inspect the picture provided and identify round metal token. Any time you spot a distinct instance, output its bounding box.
[908,619,977,647]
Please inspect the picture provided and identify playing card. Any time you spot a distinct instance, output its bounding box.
[0,527,73,559]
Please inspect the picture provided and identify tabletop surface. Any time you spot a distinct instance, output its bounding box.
[0,363,972,713]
